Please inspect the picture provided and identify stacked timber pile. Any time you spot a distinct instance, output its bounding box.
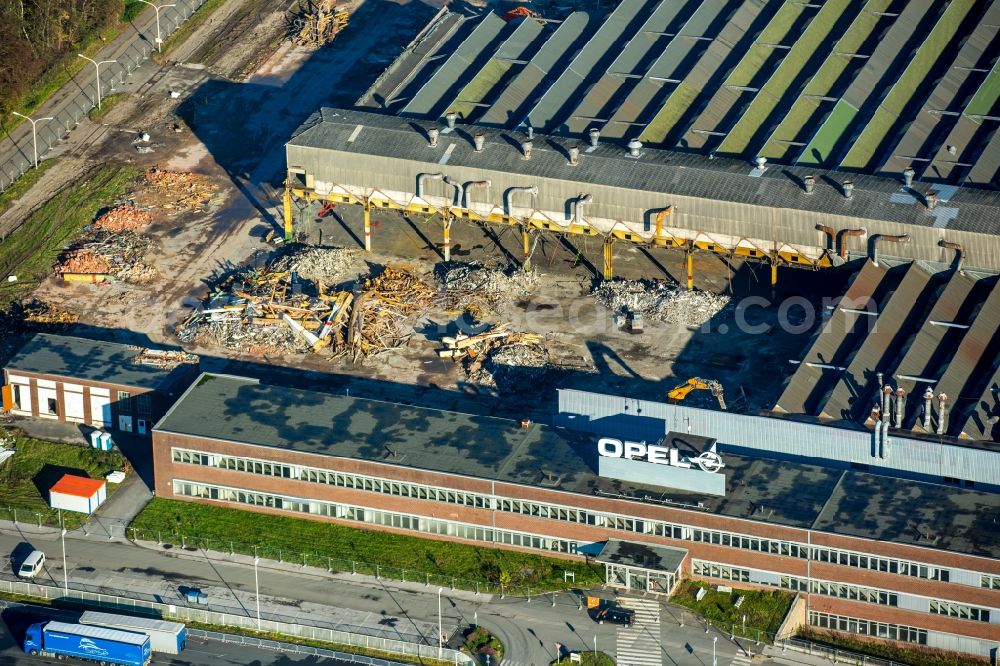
[438,262,539,316]
[593,279,730,327]
[290,0,349,46]
[140,168,217,211]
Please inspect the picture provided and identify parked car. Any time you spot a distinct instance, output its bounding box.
[17,550,45,579]
[594,606,635,627]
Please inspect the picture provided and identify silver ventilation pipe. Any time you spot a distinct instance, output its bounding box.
[428,128,439,147]
[902,166,914,188]
[936,393,948,436]
[923,387,934,431]
[443,176,463,207]
[882,385,892,420]
[445,112,457,129]
[416,172,443,199]
[572,193,593,225]
[804,175,815,194]
[874,418,882,453]
[926,191,939,210]
[473,132,485,152]
[568,145,580,166]
[881,420,890,458]
[871,234,910,268]
[504,185,538,216]
[842,179,854,199]
[521,140,533,160]
[894,387,905,428]
[462,180,491,209]
[627,139,643,157]
[588,128,600,148]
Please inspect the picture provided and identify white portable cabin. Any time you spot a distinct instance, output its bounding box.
[79,612,186,654]
[48,475,107,514]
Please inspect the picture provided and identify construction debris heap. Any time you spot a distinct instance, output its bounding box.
[594,280,731,327]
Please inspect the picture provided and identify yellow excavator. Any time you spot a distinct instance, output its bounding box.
[667,377,727,410]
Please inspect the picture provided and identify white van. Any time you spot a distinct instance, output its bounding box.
[17,550,44,578]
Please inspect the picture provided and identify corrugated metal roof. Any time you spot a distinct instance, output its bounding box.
[959,364,1000,441]
[79,612,185,635]
[45,621,148,646]
[818,262,943,424]
[478,12,593,127]
[964,127,1000,187]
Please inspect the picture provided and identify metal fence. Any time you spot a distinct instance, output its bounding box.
[778,637,912,666]
[0,0,207,194]
[0,578,474,665]
[129,527,590,599]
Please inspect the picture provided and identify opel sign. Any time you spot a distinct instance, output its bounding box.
[598,438,725,474]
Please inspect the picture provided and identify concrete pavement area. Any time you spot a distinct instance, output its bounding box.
[0,521,825,666]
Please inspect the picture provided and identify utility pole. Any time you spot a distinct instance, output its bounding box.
[60,511,68,593]
[438,587,444,659]
[253,547,261,631]
[135,0,176,52]
[11,112,54,168]
[77,55,117,110]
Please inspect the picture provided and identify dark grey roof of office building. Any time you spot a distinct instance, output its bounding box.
[287,108,1000,234]
[157,374,1000,559]
[597,539,687,573]
[5,333,190,391]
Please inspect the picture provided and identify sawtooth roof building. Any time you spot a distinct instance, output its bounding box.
[153,374,1000,659]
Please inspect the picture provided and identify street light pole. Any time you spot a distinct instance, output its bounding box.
[437,587,443,659]
[59,511,68,593]
[135,0,176,52]
[77,54,117,109]
[713,635,718,666]
[11,112,54,168]
[253,548,261,631]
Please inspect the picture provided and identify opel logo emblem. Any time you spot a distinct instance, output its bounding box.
[692,450,725,473]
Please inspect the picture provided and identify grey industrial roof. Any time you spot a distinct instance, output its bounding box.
[156,374,1000,558]
[596,539,687,573]
[287,107,1000,233]
[4,333,189,391]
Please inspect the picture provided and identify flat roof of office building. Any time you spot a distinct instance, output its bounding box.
[156,373,1000,559]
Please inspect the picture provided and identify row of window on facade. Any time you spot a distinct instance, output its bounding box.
[8,379,151,435]
[173,478,996,624]
[172,449,990,588]
[808,611,927,645]
[691,561,993,623]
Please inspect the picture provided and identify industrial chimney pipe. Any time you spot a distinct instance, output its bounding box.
[503,185,538,216]
[923,387,934,431]
[882,385,892,421]
[627,139,643,157]
[925,191,939,210]
[473,133,485,152]
[568,146,580,166]
[842,179,854,199]
[938,240,964,272]
[442,176,463,207]
[894,387,905,428]
[902,166,915,189]
[416,172,444,200]
[462,180,491,209]
[871,234,910,268]
[803,175,815,194]
[936,393,948,436]
[521,140,533,160]
[589,128,600,148]
[572,193,593,226]
[815,224,835,250]
[836,227,867,259]
[428,128,439,147]
[445,112,457,129]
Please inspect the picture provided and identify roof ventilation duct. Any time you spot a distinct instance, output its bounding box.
[936,393,948,435]
[755,156,766,169]
[842,179,854,199]
[588,128,600,148]
[627,139,642,157]
[902,166,914,189]
[923,387,934,431]
[473,132,485,152]
[568,145,580,166]
[416,172,443,199]
[882,385,892,421]
[463,180,491,209]
[894,388,905,428]
[521,140,533,160]
[526,125,534,140]
[428,128,439,147]
[803,175,815,194]
[503,185,538,216]
[925,191,939,210]
[572,193,593,225]
[445,112,457,129]
[938,240,964,273]
[443,176,463,207]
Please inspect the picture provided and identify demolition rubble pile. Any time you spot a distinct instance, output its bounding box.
[436,322,549,393]
[593,279,730,327]
[92,205,153,232]
[268,246,362,285]
[129,347,198,369]
[57,230,157,282]
[438,262,539,316]
[139,168,217,211]
[177,257,435,360]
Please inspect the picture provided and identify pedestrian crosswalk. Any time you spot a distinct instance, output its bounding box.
[616,597,662,666]
[730,652,755,666]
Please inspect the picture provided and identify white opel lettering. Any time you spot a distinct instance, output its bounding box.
[597,438,725,473]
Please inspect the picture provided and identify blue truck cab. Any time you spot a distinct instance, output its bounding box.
[25,621,152,665]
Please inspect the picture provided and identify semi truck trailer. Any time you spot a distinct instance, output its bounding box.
[24,621,152,665]
[80,611,186,654]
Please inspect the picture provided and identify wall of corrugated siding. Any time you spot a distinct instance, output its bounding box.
[287,145,1000,269]
[555,389,1000,489]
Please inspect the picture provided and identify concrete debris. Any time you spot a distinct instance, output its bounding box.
[464,329,549,393]
[438,262,539,316]
[57,230,157,283]
[130,347,199,369]
[268,246,362,285]
[593,279,730,327]
[93,205,153,233]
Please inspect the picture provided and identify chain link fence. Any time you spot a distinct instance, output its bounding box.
[0,577,474,665]
[129,527,588,599]
[0,0,208,194]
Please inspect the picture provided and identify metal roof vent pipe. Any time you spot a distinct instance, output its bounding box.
[503,185,538,216]
[755,156,767,169]
[573,193,593,225]
[803,175,815,194]
[871,233,910,268]
[462,180,491,209]
[842,179,854,199]
[881,420,890,458]
[526,125,534,140]
[445,112,457,130]
[923,387,934,431]
[902,166,914,189]
[837,227,866,259]
[588,128,600,148]
[428,128,439,148]
[895,387,905,428]
[882,385,892,420]
[568,145,580,166]
[521,140,533,160]
[925,191,939,210]
[936,393,948,436]
[473,132,485,152]
[939,239,964,273]
[416,172,443,199]
[443,176,463,207]
[627,138,643,157]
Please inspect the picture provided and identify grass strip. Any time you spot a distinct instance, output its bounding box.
[798,628,988,666]
[553,652,615,666]
[130,498,603,592]
[0,163,142,306]
[87,93,129,122]
[670,580,793,639]
[0,436,129,529]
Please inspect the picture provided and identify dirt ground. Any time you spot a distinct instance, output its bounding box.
[4,0,850,424]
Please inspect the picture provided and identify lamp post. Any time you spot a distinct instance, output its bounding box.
[77,55,117,109]
[59,512,68,593]
[135,0,176,52]
[253,547,261,631]
[11,112,54,168]
[437,587,444,659]
[713,635,718,666]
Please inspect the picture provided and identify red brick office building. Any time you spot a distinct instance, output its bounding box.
[152,374,1000,659]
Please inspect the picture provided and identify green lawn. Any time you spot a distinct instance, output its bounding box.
[840,0,975,169]
[798,628,987,666]
[640,81,699,144]
[964,61,999,121]
[797,98,858,165]
[553,653,615,666]
[671,580,793,640]
[87,93,129,122]
[0,436,128,529]
[0,159,58,217]
[0,163,142,307]
[130,498,603,593]
[719,0,852,155]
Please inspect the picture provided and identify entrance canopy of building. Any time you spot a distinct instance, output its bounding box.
[596,539,687,594]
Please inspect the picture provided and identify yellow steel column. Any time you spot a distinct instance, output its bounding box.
[686,250,694,290]
[363,198,372,252]
[771,261,778,287]
[522,227,531,270]
[283,186,294,242]
[603,237,614,280]
[443,215,452,262]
